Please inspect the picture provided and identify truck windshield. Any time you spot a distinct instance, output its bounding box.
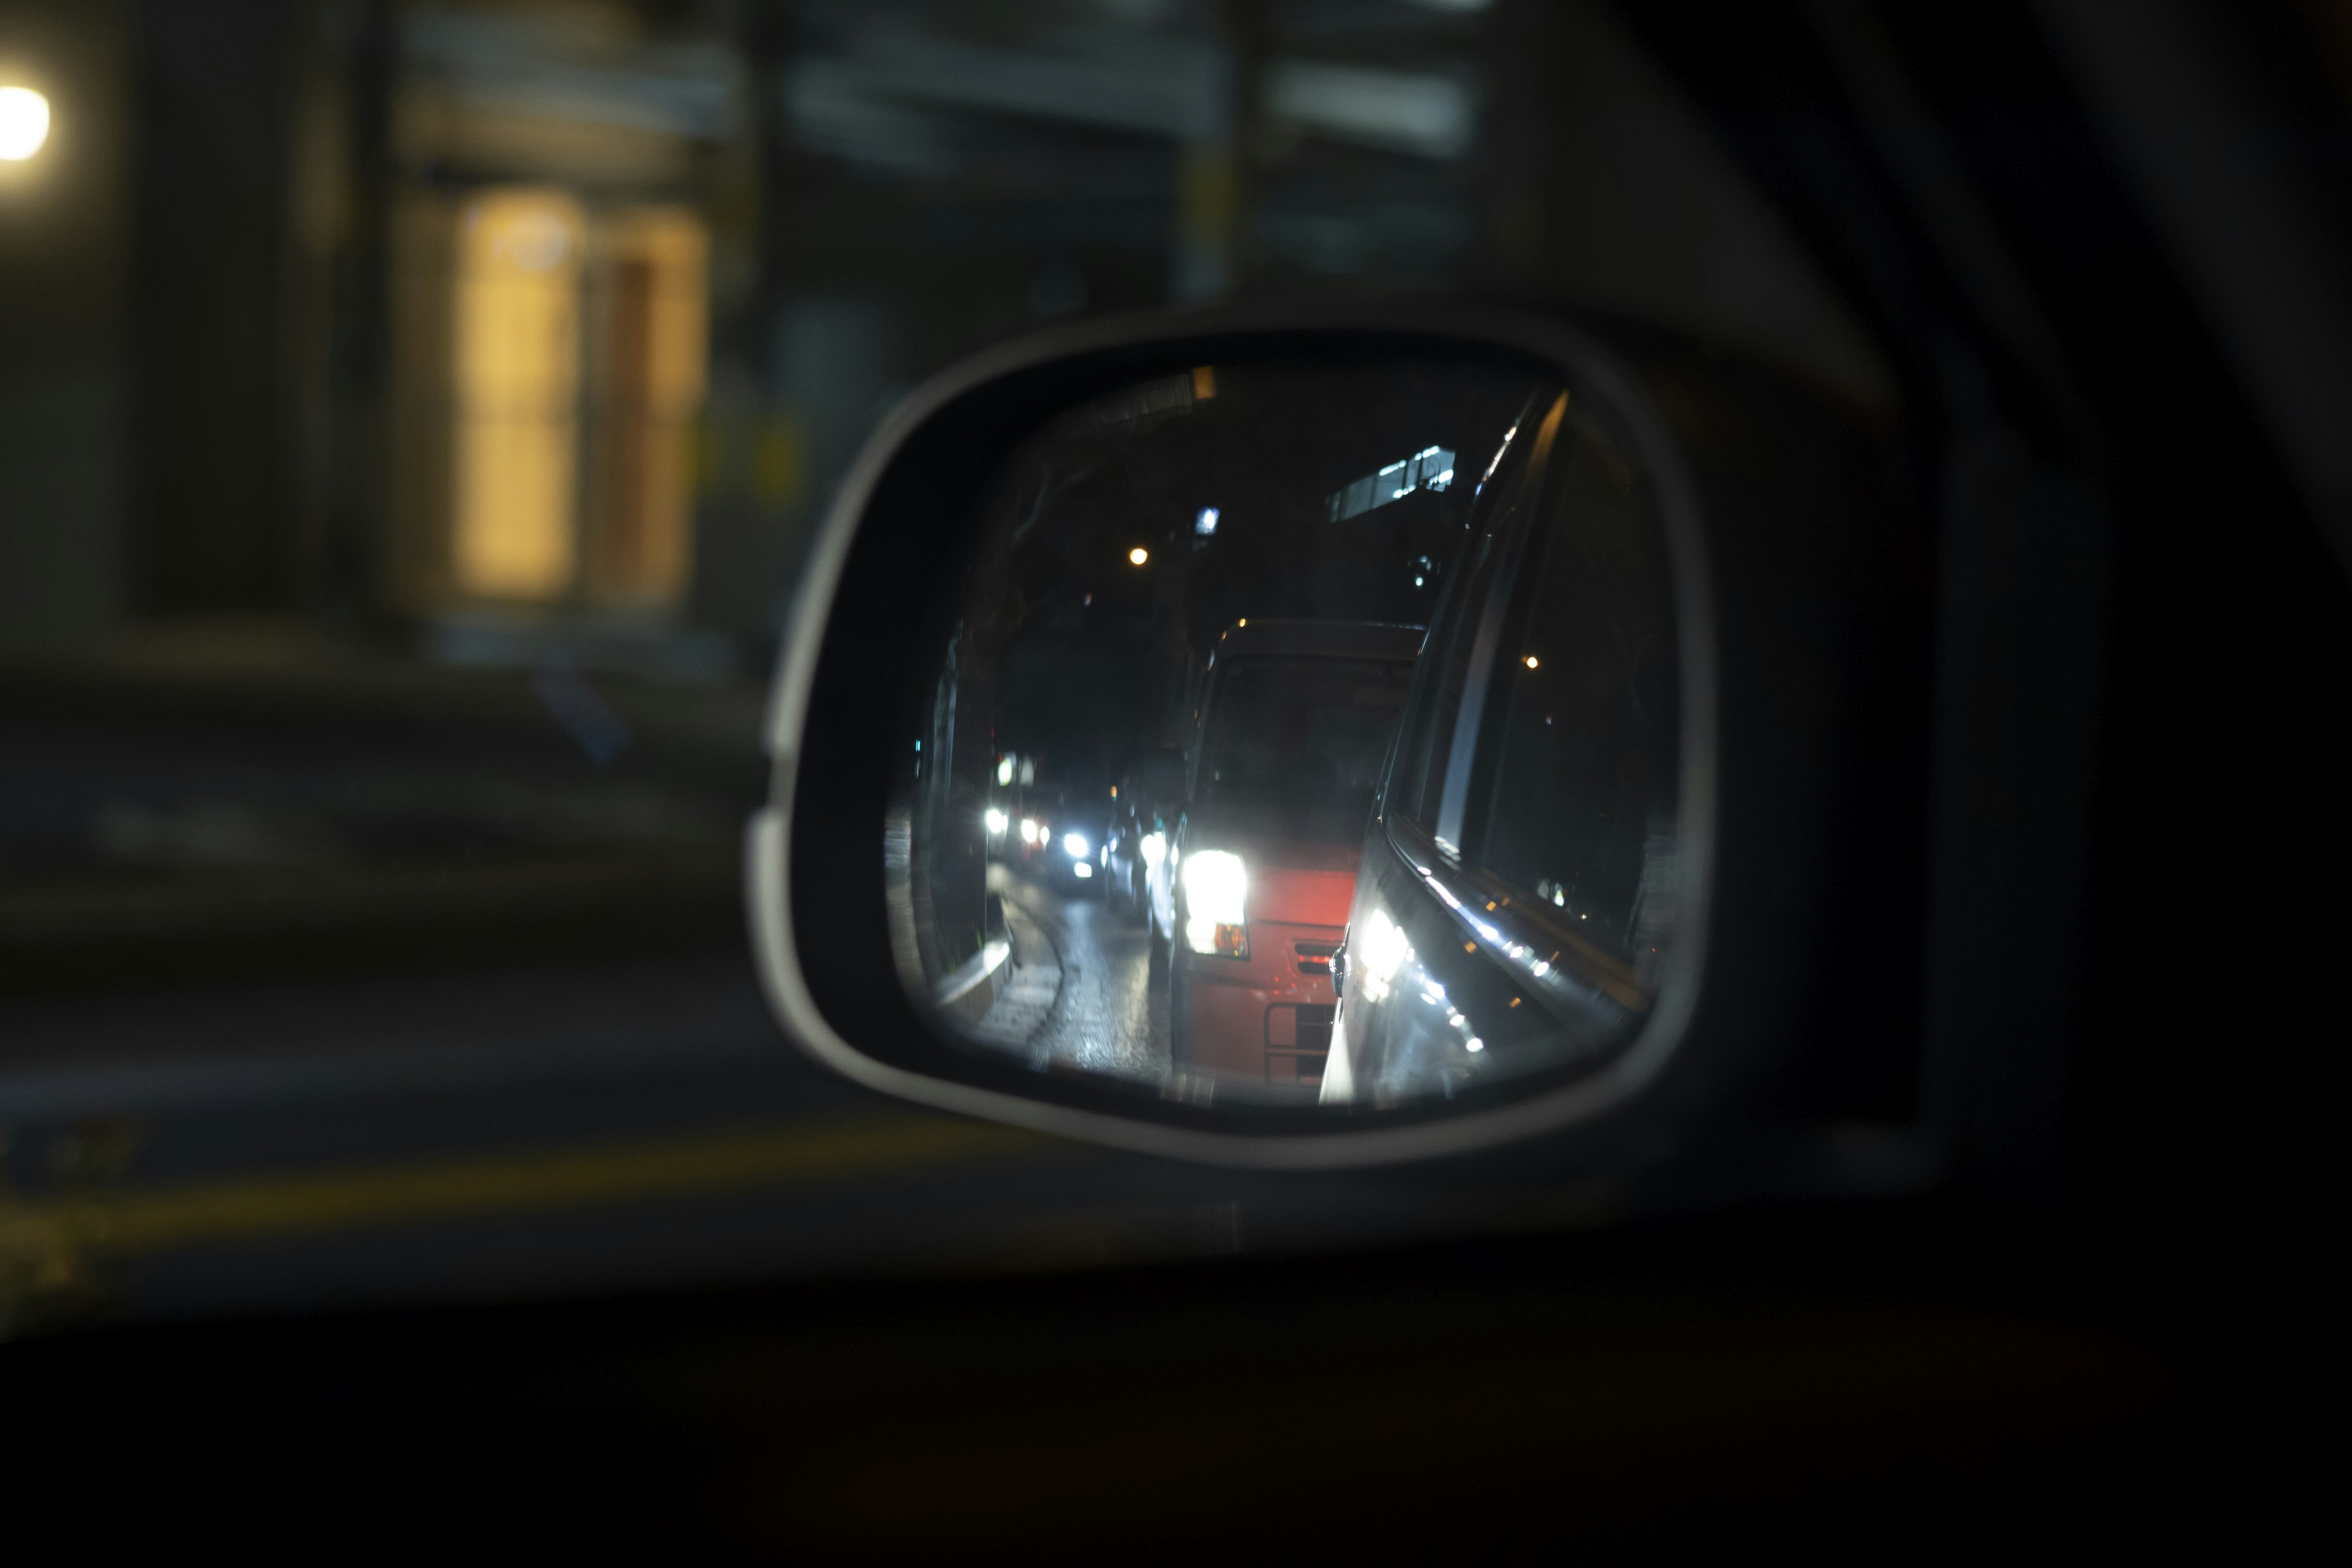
[1197,657,1413,806]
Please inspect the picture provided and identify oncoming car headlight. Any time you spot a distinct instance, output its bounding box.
[1063,831,1088,858]
[1181,849,1248,958]
[1019,818,1039,845]
[1140,831,1166,867]
[984,808,1008,835]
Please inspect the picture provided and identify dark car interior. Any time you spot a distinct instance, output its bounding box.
[2,0,2339,1551]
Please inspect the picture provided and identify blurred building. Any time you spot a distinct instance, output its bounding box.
[0,0,1891,998]
[0,0,134,662]
[2,0,1879,676]
[382,4,739,666]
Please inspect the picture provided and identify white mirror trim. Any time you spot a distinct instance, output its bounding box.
[747,304,1719,1169]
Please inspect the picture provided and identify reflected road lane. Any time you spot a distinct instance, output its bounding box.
[981,864,1167,1084]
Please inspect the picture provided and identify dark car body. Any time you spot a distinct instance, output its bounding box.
[1103,747,1183,922]
[1324,382,1681,1107]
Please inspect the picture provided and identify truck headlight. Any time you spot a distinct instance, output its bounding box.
[1181,850,1248,958]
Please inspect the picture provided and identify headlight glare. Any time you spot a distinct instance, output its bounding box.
[1181,850,1247,923]
[1181,850,1248,956]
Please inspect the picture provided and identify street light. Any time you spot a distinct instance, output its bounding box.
[0,86,50,162]
[1128,546,1150,567]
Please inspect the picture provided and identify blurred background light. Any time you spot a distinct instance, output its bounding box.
[0,85,50,161]
[1262,61,1472,161]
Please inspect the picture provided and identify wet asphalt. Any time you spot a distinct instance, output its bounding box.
[979,862,1169,1085]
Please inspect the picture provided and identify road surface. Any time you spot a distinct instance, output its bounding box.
[972,863,1169,1084]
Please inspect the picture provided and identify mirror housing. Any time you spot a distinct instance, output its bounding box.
[748,303,1930,1180]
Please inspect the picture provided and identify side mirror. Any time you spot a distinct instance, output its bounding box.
[748,303,1920,1173]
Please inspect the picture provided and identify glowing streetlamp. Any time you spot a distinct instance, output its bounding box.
[1128,546,1150,567]
[0,86,50,162]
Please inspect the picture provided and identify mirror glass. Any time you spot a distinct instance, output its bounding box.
[888,352,1683,1113]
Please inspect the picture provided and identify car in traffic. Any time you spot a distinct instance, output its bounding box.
[1104,746,1183,924]
[1162,619,1420,1092]
[1014,783,1110,895]
[1321,387,1678,1107]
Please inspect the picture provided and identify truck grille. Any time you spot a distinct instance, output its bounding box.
[1265,1003,1335,1085]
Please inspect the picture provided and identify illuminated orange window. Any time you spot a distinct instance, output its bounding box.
[584,207,709,608]
[390,188,709,617]
[451,188,586,601]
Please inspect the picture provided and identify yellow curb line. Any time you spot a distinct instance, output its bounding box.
[0,1115,1058,1271]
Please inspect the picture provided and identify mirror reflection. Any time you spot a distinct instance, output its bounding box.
[891,354,1682,1112]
